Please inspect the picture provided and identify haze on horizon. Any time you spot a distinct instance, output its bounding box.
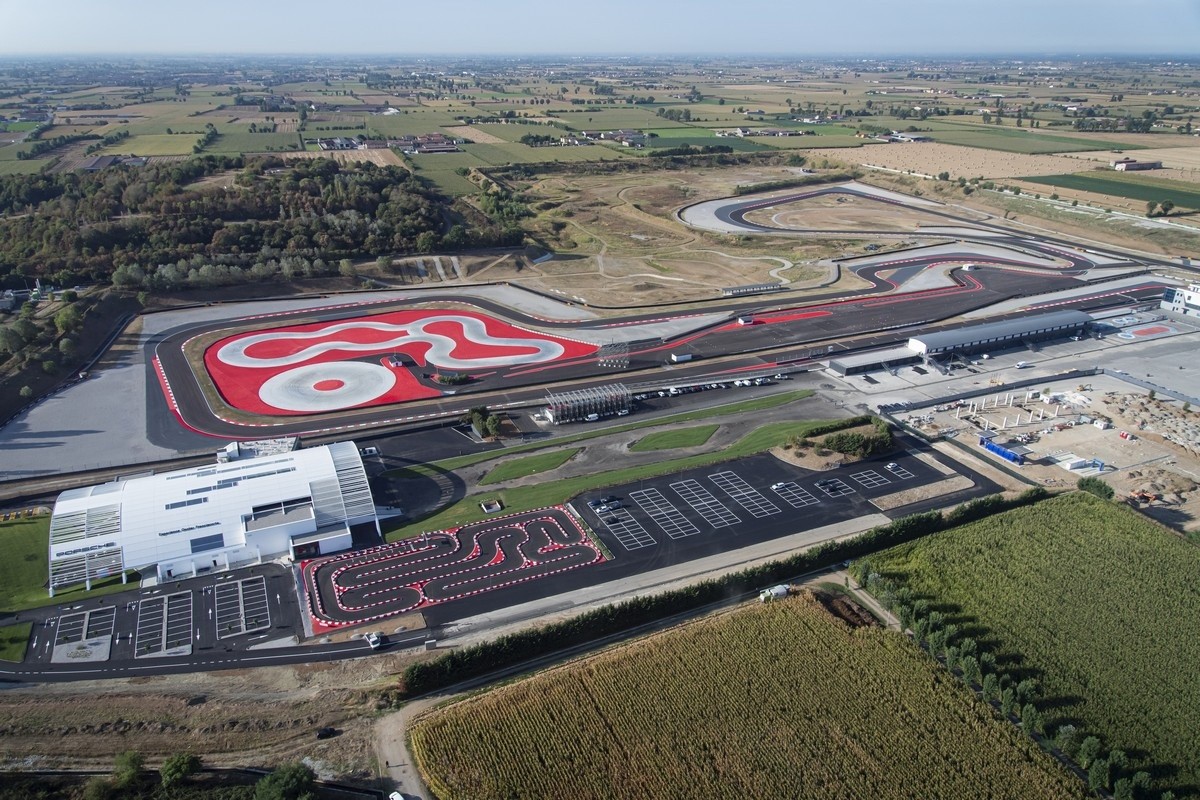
[2,0,1199,58]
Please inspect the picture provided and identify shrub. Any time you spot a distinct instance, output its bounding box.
[1077,476,1114,500]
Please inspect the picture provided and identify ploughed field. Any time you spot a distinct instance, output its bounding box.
[869,493,1200,794]
[410,592,1083,800]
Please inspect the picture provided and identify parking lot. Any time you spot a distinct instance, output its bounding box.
[134,591,194,658]
[578,451,958,560]
[54,607,116,646]
[214,576,271,639]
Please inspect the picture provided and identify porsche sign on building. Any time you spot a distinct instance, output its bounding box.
[47,441,377,595]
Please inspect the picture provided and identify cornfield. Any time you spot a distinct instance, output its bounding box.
[871,492,1200,792]
[411,593,1083,799]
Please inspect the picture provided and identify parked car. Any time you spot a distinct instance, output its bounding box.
[316,726,336,740]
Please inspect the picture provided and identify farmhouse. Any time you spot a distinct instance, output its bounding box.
[46,440,378,594]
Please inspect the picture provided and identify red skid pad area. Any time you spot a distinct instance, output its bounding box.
[203,309,597,416]
[300,507,604,634]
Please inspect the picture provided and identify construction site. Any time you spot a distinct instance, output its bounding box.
[900,374,1200,534]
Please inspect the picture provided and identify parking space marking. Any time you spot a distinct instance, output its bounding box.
[772,482,820,508]
[887,464,916,480]
[670,479,740,529]
[215,576,272,639]
[708,471,781,518]
[55,613,86,646]
[601,506,657,551]
[84,608,116,639]
[630,488,700,539]
[851,470,891,489]
[817,478,855,498]
[135,591,193,657]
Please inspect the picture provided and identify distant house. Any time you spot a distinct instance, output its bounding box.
[80,155,121,172]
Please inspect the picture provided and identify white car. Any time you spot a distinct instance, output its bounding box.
[365,632,383,650]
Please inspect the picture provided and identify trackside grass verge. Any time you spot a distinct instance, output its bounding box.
[479,448,581,485]
[0,622,32,661]
[382,389,814,480]
[384,415,859,540]
[629,424,719,452]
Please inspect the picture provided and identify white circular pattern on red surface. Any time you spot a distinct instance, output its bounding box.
[215,314,565,371]
[258,362,397,413]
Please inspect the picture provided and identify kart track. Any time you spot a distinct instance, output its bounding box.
[301,507,603,633]
[152,184,1172,437]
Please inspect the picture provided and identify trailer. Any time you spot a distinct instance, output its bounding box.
[669,353,694,364]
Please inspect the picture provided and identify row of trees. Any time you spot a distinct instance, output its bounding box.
[858,563,1166,799]
[400,486,1050,697]
[1146,199,1177,218]
[71,751,317,800]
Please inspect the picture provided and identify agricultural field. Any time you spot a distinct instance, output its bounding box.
[867,492,1200,793]
[1020,171,1200,210]
[411,593,1084,800]
[928,127,1142,154]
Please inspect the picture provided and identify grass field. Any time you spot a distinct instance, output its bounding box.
[385,414,842,540]
[479,448,581,485]
[867,492,1200,792]
[204,131,303,154]
[0,622,31,662]
[0,517,135,613]
[629,424,719,451]
[0,158,50,174]
[929,126,1145,154]
[411,593,1084,800]
[1020,171,1200,209]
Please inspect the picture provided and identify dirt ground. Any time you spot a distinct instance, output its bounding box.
[908,387,1200,533]
[742,192,951,231]
[805,143,1090,180]
[0,652,434,780]
[255,149,405,167]
[443,125,506,144]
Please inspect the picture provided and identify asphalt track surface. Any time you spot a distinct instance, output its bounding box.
[151,184,1172,439]
[303,508,603,632]
[305,445,998,632]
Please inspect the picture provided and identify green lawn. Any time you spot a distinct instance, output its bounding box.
[385,389,814,478]
[0,516,136,613]
[479,448,581,485]
[0,158,50,174]
[385,415,845,540]
[630,424,719,452]
[0,622,32,662]
[1020,171,1200,210]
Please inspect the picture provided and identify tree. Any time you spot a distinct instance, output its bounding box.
[255,763,316,800]
[1021,703,1043,734]
[1088,758,1111,792]
[160,753,202,788]
[59,337,76,358]
[1160,199,1175,216]
[981,673,1000,701]
[338,260,357,278]
[1114,778,1134,800]
[1147,200,1159,217]
[54,305,82,335]
[1077,476,1114,500]
[61,289,78,303]
[1053,724,1080,758]
[1078,736,1102,769]
[485,414,501,437]
[41,359,57,374]
[19,385,32,399]
[113,750,144,789]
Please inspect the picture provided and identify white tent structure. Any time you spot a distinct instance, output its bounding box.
[47,441,377,594]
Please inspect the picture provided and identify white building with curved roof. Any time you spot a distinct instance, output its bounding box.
[47,441,377,594]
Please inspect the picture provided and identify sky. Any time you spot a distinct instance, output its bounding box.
[0,0,1198,57]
